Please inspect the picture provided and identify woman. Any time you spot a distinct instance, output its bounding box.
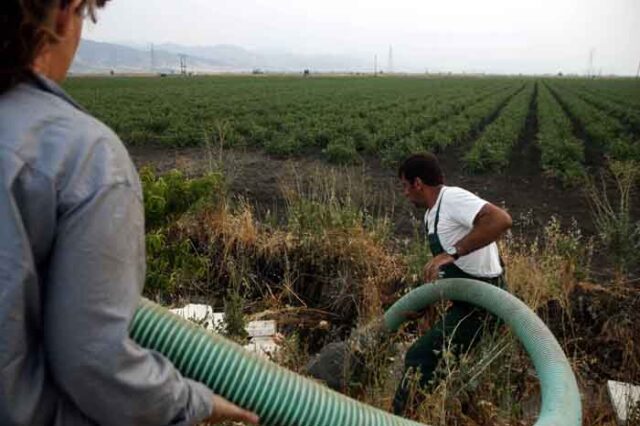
[0,1,258,425]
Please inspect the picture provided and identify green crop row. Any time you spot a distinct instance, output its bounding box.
[464,83,534,172]
[546,81,640,161]
[379,83,523,164]
[560,79,640,112]
[65,76,524,166]
[63,76,640,174]
[536,84,585,183]
[565,85,640,134]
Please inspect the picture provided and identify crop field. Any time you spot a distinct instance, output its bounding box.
[65,75,640,182]
[64,75,640,424]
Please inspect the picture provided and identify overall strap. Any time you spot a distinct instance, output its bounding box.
[433,188,446,235]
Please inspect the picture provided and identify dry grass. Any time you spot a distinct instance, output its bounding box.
[386,216,639,425]
[586,160,640,276]
[147,164,639,425]
[154,169,404,335]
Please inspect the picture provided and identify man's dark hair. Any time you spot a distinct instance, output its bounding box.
[398,153,444,186]
[0,0,110,94]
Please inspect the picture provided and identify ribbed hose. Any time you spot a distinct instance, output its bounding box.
[130,278,581,425]
[131,298,424,426]
[384,278,582,426]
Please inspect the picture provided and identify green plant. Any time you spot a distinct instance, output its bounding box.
[323,136,359,164]
[144,228,211,302]
[223,288,249,344]
[586,160,640,275]
[265,134,301,156]
[140,167,223,230]
[140,168,224,301]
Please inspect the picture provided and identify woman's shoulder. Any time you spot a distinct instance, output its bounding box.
[0,82,140,203]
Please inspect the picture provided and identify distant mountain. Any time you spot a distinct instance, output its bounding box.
[71,39,225,74]
[157,43,260,68]
[71,39,370,74]
[156,43,370,71]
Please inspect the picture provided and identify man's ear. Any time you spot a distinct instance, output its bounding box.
[414,177,424,189]
[54,0,81,38]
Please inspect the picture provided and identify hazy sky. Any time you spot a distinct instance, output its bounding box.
[84,0,640,75]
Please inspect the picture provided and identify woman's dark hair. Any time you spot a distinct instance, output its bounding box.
[0,0,109,93]
[398,153,444,186]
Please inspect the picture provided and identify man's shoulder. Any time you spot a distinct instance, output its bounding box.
[442,186,488,225]
[445,186,486,202]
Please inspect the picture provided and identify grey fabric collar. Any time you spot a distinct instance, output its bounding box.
[30,73,88,113]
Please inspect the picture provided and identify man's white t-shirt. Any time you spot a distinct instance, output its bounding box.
[424,186,503,278]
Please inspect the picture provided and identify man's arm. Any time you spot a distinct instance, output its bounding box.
[423,203,511,282]
[453,203,512,256]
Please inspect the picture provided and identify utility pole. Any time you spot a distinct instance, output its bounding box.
[150,43,155,72]
[374,54,378,76]
[587,48,595,78]
[387,45,393,74]
[636,59,640,78]
[180,54,188,76]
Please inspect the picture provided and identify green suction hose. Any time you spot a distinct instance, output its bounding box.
[131,298,423,426]
[130,278,581,425]
[384,279,582,426]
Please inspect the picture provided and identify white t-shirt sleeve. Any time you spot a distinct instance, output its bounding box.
[446,187,488,228]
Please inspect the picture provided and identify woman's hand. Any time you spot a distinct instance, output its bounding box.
[205,395,259,425]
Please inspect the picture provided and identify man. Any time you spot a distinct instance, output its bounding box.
[393,153,512,415]
[0,1,258,425]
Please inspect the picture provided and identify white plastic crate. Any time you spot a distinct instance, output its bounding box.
[170,304,279,357]
[608,380,640,425]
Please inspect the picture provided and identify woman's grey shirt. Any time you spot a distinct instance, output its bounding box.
[0,75,214,425]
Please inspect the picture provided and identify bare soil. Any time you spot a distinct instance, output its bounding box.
[129,144,598,239]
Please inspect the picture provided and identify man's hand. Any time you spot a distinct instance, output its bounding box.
[205,395,260,425]
[423,253,456,282]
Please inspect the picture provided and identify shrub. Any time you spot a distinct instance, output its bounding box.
[586,160,640,275]
[323,136,358,164]
[265,134,302,156]
[140,167,224,230]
